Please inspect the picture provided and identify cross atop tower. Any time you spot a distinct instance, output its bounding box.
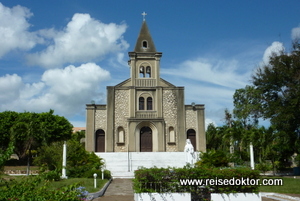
[141,11,147,21]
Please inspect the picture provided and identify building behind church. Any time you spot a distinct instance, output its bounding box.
[85,19,206,153]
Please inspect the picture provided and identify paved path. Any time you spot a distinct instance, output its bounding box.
[93,178,134,201]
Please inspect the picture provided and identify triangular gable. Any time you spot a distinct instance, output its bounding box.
[114,78,131,87]
[160,78,176,87]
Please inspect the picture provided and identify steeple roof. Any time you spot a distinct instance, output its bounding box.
[134,20,157,52]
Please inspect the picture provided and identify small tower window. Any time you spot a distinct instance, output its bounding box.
[142,40,148,49]
[147,97,153,110]
[139,97,145,110]
[139,66,145,78]
[146,66,151,78]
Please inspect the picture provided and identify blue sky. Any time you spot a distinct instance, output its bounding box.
[0,1,300,127]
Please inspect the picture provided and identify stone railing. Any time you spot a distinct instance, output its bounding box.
[136,79,156,87]
[136,111,157,119]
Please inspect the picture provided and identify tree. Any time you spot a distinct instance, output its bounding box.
[232,41,300,166]
[206,123,221,150]
[0,110,73,166]
[233,85,261,127]
[0,142,14,173]
[252,41,300,155]
[11,112,40,175]
[0,111,19,150]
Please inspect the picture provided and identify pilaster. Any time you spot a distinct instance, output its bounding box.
[86,104,95,152]
[106,86,115,152]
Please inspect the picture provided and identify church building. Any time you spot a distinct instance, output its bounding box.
[85,18,206,153]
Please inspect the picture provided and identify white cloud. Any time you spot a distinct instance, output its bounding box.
[162,56,251,127]
[0,63,110,116]
[0,3,42,58]
[262,41,284,65]
[292,26,300,40]
[0,74,23,103]
[163,58,250,89]
[27,13,129,68]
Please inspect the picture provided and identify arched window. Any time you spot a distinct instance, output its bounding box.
[117,127,125,143]
[146,66,151,78]
[139,97,145,110]
[147,97,152,110]
[142,40,148,49]
[169,127,175,143]
[139,66,145,78]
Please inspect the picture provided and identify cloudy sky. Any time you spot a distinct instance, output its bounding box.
[0,1,300,128]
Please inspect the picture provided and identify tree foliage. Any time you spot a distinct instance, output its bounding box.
[251,44,300,154]
[0,110,73,160]
[233,85,261,127]
[231,41,300,166]
[206,110,283,167]
[196,150,229,168]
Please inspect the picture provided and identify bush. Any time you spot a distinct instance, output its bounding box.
[40,170,61,181]
[195,150,229,168]
[0,175,87,200]
[34,140,104,178]
[256,162,272,173]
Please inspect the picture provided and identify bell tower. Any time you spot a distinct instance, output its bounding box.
[128,17,162,86]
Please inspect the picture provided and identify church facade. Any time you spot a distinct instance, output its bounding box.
[85,20,206,153]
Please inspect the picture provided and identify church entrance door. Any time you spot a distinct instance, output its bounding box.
[187,129,196,150]
[140,126,152,152]
[95,129,105,152]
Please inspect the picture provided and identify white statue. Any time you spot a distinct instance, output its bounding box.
[184,139,195,165]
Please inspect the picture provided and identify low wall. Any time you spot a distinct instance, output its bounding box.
[134,193,261,201]
[211,193,261,201]
[134,193,191,201]
[4,170,39,175]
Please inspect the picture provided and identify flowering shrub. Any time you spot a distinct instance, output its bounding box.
[0,175,89,200]
[76,186,89,200]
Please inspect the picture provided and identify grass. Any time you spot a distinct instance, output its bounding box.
[1,175,109,194]
[47,178,109,193]
[260,176,300,194]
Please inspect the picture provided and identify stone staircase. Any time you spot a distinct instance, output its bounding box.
[95,152,193,178]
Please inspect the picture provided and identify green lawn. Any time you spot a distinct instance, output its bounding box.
[260,177,300,194]
[1,175,108,194]
[47,178,109,193]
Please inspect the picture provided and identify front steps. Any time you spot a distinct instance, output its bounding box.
[95,152,194,178]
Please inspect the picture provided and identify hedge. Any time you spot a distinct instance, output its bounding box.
[133,166,261,196]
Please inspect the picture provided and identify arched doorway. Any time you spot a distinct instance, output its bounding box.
[140,126,152,152]
[187,129,196,150]
[95,129,105,152]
